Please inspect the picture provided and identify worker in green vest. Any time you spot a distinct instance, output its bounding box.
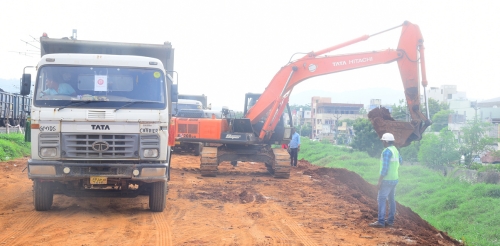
[369,132,402,228]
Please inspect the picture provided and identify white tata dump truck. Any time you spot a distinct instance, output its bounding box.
[20,33,178,212]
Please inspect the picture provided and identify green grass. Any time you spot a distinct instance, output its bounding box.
[0,133,31,161]
[299,138,500,246]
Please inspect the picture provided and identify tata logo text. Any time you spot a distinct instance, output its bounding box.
[332,57,373,66]
[91,125,110,130]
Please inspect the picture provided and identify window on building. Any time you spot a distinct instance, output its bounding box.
[448,94,452,99]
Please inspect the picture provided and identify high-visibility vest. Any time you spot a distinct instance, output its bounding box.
[379,146,399,180]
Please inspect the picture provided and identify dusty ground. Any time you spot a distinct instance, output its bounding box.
[0,154,461,246]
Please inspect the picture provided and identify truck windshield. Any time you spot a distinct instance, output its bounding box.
[34,65,166,109]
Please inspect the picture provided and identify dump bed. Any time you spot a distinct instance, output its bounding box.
[40,36,175,98]
[40,37,174,70]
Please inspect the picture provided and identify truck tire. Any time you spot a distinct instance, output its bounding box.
[33,180,53,211]
[194,143,203,156]
[149,181,167,212]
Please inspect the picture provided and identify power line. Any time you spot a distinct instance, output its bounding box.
[20,39,40,50]
[8,51,34,57]
[29,35,40,43]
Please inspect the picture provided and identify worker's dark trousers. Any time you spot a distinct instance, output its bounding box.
[290,148,298,167]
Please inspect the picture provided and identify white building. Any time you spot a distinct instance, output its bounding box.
[427,85,466,103]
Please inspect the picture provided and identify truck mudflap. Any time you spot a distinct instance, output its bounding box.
[368,107,429,148]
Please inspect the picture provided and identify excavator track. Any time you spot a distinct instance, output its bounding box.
[200,147,219,177]
[271,149,291,179]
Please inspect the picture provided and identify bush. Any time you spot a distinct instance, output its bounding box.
[0,133,30,161]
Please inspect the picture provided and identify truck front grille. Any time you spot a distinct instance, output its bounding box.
[62,134,138,158]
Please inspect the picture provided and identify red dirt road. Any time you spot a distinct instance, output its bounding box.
[0,155,460,245]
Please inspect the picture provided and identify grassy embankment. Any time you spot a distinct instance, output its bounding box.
[0,133,30,161]
[299,139,500,246]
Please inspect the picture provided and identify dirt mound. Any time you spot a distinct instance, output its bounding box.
[303,166,459,245]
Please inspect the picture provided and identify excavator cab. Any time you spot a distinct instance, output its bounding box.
[243,93,292,145]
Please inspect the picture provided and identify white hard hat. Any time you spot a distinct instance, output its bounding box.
[381,133,395,141]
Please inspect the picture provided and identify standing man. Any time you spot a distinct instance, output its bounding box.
[369,132,402,228]
[288,127,301,167]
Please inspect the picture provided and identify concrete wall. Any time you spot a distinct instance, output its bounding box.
[444,166,500,184]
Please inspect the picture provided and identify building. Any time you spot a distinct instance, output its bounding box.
[427,85,466,103]
[311,96,365,141]
[448,97,500,146]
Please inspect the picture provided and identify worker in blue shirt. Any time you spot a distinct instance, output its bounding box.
[369,132,402,228]
[40,77,76,96]
[288,127,301,167]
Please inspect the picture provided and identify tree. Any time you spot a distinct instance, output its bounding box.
[233,111,244,118]
[350,118,383,157]
[418,128,460,168]
[391,99,408,121]
[431,110,454,132]
[289,104,311,112]
[459,120,495,167]
[359,107,367,115]
[399,140,420,163]
[421,98,449,120]
[297,124,312,138]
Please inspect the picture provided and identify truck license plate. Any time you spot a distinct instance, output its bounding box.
[90,176,107,184]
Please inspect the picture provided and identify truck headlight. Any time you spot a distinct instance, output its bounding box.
[143,149,158,158]
[40,147,57,157]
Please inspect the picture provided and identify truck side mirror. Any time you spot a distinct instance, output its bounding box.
[171,84,178,103]
[20,74,31,96]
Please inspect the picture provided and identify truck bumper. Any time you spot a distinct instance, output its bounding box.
[27,159,169,182]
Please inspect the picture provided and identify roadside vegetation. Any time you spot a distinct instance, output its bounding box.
[0,133,31,161]
[299,139,500,245]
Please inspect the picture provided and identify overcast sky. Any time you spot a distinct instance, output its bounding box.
[1,0,498,109]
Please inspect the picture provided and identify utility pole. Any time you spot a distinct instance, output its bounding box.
[474,100,480,123]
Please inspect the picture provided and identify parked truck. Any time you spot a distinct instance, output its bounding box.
[20,33,178,212]
[171,94,214,155]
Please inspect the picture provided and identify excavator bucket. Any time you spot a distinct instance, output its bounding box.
[368,107,426,148]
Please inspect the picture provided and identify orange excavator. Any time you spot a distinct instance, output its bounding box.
[169,21,432,178]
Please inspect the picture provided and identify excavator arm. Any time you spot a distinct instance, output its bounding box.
[245,21,431,147]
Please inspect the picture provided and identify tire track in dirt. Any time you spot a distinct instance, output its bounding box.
[0,211,43,245]
[152,212,173,246]
[270,203,318,246]
[270,221,292,245]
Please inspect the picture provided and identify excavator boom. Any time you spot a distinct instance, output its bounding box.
[245,21,431,147]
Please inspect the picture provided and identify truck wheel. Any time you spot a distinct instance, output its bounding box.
[194,143,203,156]
[33,180,53,211]
[149,181,168,212]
